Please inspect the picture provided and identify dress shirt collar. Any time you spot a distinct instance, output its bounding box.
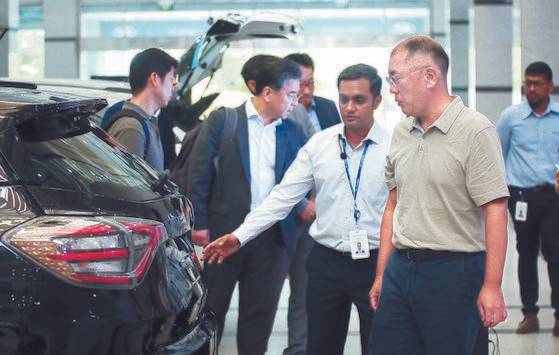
[245,98,282,126]
[309,99,316,113]
[334,120,383,146]
[409,96,463,134]
[519,98,559,119]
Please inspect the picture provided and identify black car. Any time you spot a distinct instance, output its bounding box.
[0,83,216,354]
[0,13,302,354]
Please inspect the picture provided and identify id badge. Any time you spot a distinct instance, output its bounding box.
[349,229,369,260]
[515,201,528,222]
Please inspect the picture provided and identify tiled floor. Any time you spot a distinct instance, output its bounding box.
[211,217,559,354]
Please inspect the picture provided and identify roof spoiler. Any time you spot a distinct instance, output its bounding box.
[0,81,38,90]
[5,98,108,124]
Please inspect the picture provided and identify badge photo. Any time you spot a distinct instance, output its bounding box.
[349,229,369,259]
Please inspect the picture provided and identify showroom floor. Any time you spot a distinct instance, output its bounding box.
[213,217,559,355]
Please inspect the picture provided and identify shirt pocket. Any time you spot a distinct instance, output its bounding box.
[543,128,559,157]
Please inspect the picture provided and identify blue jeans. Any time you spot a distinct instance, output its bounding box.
[370,251,485,355]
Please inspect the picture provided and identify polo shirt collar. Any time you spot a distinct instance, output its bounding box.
[520,98,559,119]
[409,96,464,134]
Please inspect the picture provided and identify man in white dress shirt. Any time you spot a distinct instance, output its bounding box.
[203,64,390,355]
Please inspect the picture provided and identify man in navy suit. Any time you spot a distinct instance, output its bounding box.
[285,53,341,138]
[187,57,307,355]
[284,53,341,355]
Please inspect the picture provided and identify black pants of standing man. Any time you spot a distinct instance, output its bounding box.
[508,185,559,320]
[306,242,377,355]
[203,225,288,355]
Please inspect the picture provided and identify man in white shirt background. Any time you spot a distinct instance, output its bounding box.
[203,64,391,355]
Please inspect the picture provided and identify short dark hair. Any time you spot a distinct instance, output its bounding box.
[337,64,382,97]
[392,35,449,77]
[129,48,178,95]
[240,54,280,85]
[525,61,553,81]
[284,53,314,70]
[254,58,302,95]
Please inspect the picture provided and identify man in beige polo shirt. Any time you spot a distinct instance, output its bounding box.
[368,36,510,355]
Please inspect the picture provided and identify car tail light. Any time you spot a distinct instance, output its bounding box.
[1,216,167,288]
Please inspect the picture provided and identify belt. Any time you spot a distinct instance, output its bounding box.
[509,184,555,193]
[396,248,475,262]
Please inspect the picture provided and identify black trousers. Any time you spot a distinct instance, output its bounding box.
[508,185,559,319]
[203,225,288,355]
[306,242,377,355]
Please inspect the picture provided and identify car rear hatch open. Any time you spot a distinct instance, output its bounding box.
[176,12,302,97]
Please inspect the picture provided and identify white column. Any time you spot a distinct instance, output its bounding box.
[519,0,559,101]
[449,0,470,105]
[44,0,80,78]
[0,0,19,77]
[474,0,513,123]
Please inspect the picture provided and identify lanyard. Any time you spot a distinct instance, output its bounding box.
[341,137,370,223]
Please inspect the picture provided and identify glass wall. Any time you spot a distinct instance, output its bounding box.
[9,5,44,79]
[79,5,429,128]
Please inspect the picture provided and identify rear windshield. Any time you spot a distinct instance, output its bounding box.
[3,128,161,201]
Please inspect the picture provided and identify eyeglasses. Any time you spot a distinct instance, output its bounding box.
[287,92,300,102]
[385,66,428,87]
[300,79,316,88]
[523,80,547,89]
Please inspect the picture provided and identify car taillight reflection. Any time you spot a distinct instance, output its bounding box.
[2,216,167,288]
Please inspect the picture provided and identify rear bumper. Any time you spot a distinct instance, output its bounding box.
[157,310,217,355]
[0,246,216,355]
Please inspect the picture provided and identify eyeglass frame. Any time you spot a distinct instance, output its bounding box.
[277,86,300,102]
[385,65,430,87]
[523,79,549,89]
[299,78,316,88]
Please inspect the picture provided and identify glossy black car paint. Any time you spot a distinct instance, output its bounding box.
[0,88,216,355]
